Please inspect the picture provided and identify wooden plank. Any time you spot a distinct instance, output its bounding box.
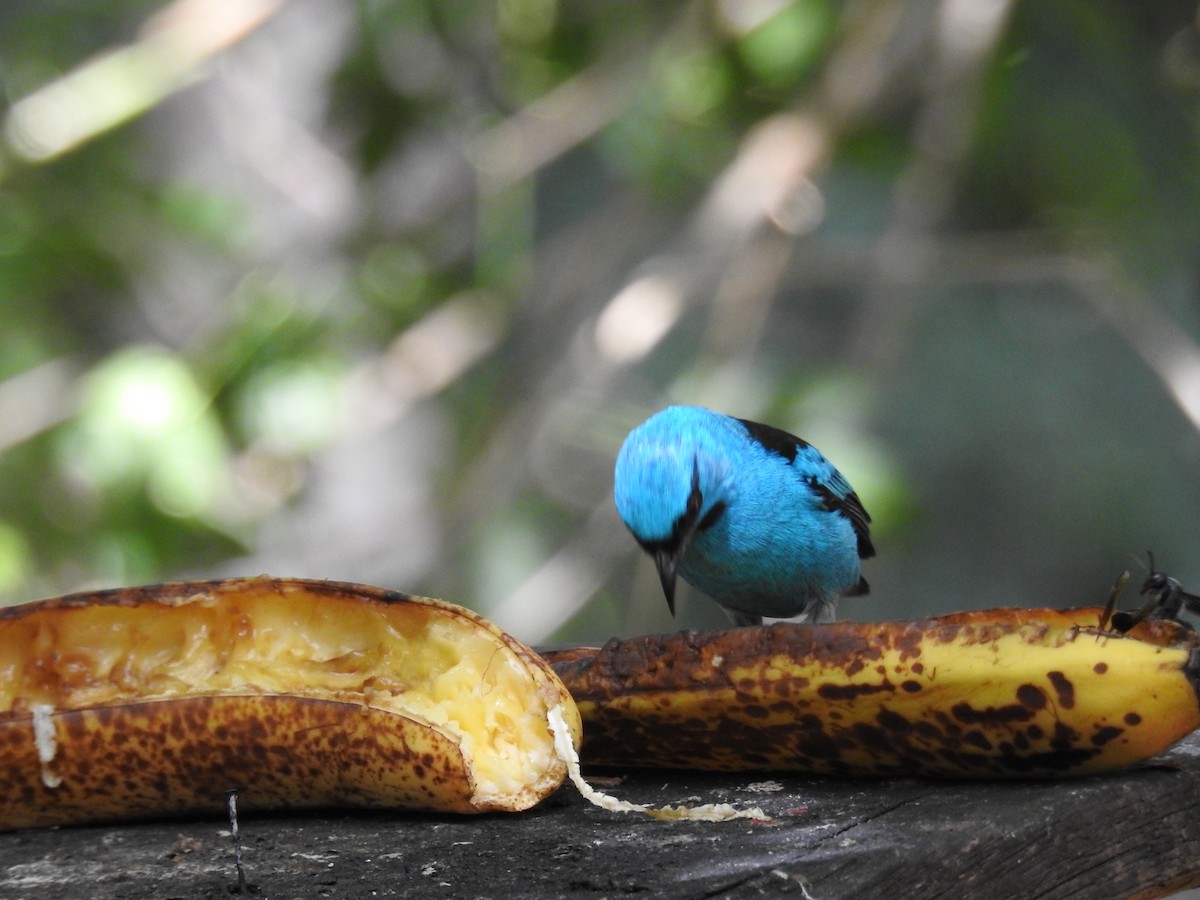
[3,732,1200,898]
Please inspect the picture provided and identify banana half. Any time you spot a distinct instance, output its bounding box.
[546,607,1200,778]
[0,578,582,830]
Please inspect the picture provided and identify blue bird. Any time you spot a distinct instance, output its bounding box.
[613,405,874,626]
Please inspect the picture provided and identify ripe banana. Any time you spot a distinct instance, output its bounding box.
[0,577,581,831]
[545,607,1200,778]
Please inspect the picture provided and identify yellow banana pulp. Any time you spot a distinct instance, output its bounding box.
[547,608,1200,778]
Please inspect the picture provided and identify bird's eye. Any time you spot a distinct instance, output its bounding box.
[687,459,703,515]
[698,501,726,531]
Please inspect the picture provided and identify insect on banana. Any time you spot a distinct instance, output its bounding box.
[1104,553,1200,634]
[545,607,1200,778]
[0,577,582,831]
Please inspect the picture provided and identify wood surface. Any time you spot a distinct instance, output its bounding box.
[3,731,1200,899]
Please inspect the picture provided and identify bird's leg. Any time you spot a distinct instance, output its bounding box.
[727,609,764,628]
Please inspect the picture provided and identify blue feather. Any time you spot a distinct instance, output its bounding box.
[613,405,873,626]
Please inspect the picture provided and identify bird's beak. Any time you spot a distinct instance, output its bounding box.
[654,546,681,616]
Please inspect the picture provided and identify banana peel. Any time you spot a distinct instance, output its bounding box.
[0,577,582,830]
[544,607,1200,778]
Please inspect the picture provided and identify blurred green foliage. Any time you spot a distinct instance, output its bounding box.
[1,0,1199,645]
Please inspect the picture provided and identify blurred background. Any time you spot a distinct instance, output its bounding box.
[1,0,1199,646]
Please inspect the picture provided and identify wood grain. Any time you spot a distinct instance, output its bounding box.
[3,731,1199,898]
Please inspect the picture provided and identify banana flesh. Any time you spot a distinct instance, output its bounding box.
[546,607,1200,778]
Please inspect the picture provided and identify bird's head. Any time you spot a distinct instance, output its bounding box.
[613,407,730,615]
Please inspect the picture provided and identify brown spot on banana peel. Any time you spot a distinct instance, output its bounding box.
[545,608,1200,779]
[0,577,582,831]
[1047,671,1076,709]
[950,701,1034,725]
[1016,684,1048,710]
[816,682,895,701]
